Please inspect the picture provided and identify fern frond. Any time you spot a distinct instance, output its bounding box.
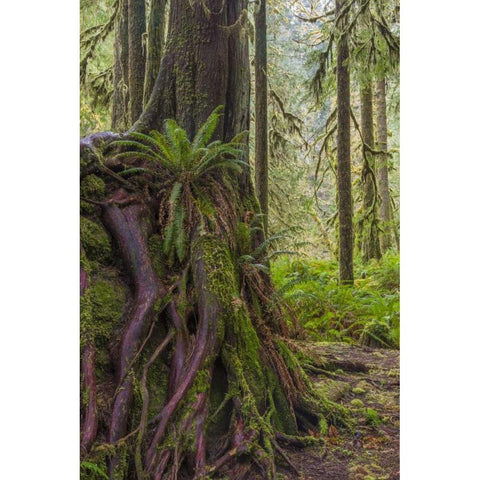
[113,151,160,163]
[252,230,293,258]
[109,139,157,156]
[173,203,187,261]
[229,130,249,145]
[128,132,162,152]
[169,182,183,206]
[164,119,191,161]
[266,250,300,261]
[192,105,224,150]
[149,130,176,163]
[117,167,154,176]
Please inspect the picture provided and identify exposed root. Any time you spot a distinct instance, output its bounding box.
[81,340,98,456]
[102,202,166,476]
[80,136,354,480]
[135,330,174,479]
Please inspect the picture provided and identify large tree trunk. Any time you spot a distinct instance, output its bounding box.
[254,0,268,236]
[336,0,354,283]
[375,77,393,252]
[143,0,167,107]
[360,82,381,262]
[80,1,346,478]
[112,0,130,130]
[128,0,146,124]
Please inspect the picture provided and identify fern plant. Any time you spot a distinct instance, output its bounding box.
[271,256,400,347]
[110,106,248,263]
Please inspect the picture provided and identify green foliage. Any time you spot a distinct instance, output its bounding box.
[80,461,109,480]
[109,106,248,264]
[239,226,302,274]
[363,407,382,427]
[271,252,399,347]
[80,217,112,264]
[80,279,125,347]
[110,106,246,180]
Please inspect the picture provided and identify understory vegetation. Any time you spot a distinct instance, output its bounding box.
[272,252,399,348]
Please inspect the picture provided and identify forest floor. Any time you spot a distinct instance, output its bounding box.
[278,341,399,480]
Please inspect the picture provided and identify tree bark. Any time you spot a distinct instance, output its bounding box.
[254,0,268,236]
[112,0,130,130]
[336,0,354,283]
[375,77,393,252]
[143,0,167,107]
[360,81,381,261]
[128,0,146,125]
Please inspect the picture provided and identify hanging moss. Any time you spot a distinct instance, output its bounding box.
[80,217,113,264]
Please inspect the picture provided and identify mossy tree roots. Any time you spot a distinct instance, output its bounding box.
[80,136,348,480]
[80,1,348,476]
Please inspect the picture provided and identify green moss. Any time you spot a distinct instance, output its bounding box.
[266,368,297,434]
[316,379,351,402]
[350,399,364,408]
[236,222,251,254]
[352,387,366,395]
[147,234,164,278]
[81,279,125,347]
[80,175,106,214]
[364,407,382,426]
[80,217,113,264]
[81,174,106,199]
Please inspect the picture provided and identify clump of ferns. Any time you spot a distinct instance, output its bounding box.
[109,106,248,265]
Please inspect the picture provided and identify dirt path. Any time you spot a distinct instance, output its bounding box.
[280,342,399,480]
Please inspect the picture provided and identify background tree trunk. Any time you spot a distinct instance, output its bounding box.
[143,0,167,107]
[112,0,130,130]
[128,0,146,124]
[360,82,381,261]
[376,77,393,252]
[336,0,354,283]
[255,0,268,236]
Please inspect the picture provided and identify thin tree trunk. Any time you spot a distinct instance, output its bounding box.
[112,0,129,130]
[336,0,354,283]
[255,0,268,236]
[376,77,393,252]
[360,81,381,261]
[128,0,146,124]
[143,0,167,107]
